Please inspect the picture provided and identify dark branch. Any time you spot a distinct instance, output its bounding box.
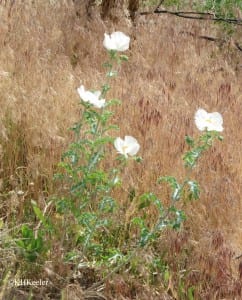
[179,31,242,52]
[140,9,242,26]
[235,42,242,51]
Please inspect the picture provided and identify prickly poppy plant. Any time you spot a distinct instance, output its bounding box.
[17,31,223,290]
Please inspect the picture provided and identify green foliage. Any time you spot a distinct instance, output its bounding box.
[183,131,223,168]
[154,0,241,33]
[15,224,46,262]
[163,0,183,9]
[158,176,182,201]
[186,180,200,200]
[141,0,160,7]
[31,200,53,231]
[188,286,195,300]
[160,0,241,19]
[149,257,169,280]
[197,0,242,19]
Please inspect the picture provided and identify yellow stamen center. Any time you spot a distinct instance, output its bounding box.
[122,145,128,153]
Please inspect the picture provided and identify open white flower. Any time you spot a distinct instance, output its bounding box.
[103,31,130,52]
[194,108,223,132]
[77,85,105,108]
[114,136,140,158]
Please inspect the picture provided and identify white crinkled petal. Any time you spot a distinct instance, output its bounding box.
[195,109,208,131]
[94,91,102,98]
[77,86,105,108]
[124,136,140,156]
[124,135,139,144]
[209,112,223,131]
[103,33,115,50]
[113,32,130,51]
[85,91,97,102]
[114,137,124,154]
[127,143,140,156]
[92,98,105,108]
[77,85,89,103]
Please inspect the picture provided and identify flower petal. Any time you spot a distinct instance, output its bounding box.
[103,32,130,51]
[194,108,223,132]
[124,136,140,156]
[112,31,130,51]
[77,85,89,103]
[77,85,105,108]
[91,98,106,108]
[114,137,124,154]
[124,135,139,145]
[103,33,115,51]
[194,109,208,131]
[127,143,140,156]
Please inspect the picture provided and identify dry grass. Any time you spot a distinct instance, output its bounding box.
[0,1,242,299]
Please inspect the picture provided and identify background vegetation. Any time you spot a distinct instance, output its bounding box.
[0,0,241,299]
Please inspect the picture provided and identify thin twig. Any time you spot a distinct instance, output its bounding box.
[154,0,164,12]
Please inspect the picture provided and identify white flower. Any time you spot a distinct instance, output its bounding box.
[114,136,140,158]
[77,85,105,108]
[103,31,130,52]
[194,108,223,132]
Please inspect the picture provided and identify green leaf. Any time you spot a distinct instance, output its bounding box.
[103,124,119,132]
[158,176,181,200]
[15,240,25,249]
[156,218,168,230]
[183,148,202,168]
[134,156,143,163]
[188,286,195,300]
[98,197,116,213]
[100,110,113,124]
[93,136,113,146]
[186,180,200,200]
[185,135,195,147]
[31,200,50,229]
[131,217,145,228]
[140,228,154,247]
[119,54,129,61]
[157,176,178,188]
[105,98,121,106]
[21,224,33,239]
[107,250,124,264]
[153,199,164,213]
[109,50,118,60]
[139,195,151,209]
[102,84,110,94]
[139,193,157,208]
[168,207,186,229]
[102,62,112,69]
[164,269,170,284]
[78,212,97,229]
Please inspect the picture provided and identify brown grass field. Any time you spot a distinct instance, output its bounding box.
[0,1,242,299]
